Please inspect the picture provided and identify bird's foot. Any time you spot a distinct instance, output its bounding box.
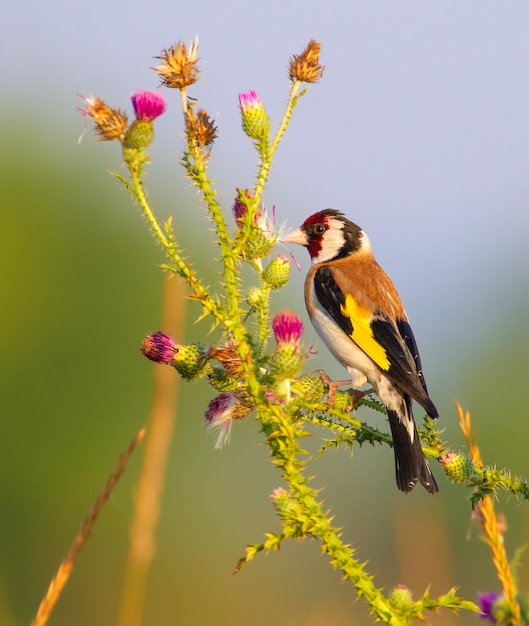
[346,386,374,408]
[315,370,373,409]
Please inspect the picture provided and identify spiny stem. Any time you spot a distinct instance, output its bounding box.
[254,80,304,203]
[184,135,242,325]
[129,170,169,249]
[120,169,225,324]
[260,405,405,625]
[270,80,304,155]
[181,124,260,390]
[472,466,529,499]
[256,278,271,353]
[177,83,244,328]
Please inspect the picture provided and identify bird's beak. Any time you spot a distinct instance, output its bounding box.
[280,227,307,246]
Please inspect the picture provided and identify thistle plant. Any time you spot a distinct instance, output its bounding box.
[63,37,529,626]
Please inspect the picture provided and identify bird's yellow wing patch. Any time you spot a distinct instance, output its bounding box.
[340,294,390,371]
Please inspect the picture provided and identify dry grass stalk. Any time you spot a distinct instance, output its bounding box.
[31,426,147,626]
[457,402,521,625]
[118,277,185,626]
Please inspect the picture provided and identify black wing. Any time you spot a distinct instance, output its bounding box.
[314,266,437,418]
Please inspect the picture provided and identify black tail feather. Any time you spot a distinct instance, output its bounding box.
[387,406,438,494]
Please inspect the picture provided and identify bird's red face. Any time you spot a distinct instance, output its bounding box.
[298,211,334,259]
[282,209,365,263]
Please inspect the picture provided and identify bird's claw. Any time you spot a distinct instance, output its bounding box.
[315,370,373,410]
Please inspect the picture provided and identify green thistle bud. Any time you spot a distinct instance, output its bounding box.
[440,452,474,483]
[247,286,264,308]
[269,487,299,521]
[123,120,154,167]
[232,189,277,261]
[291,373,325,401]
[171,343,209,381]
[490,595,510,624]
[124,120,154,150]
[331,390,353,413]
[271,349,306,380]
[238,91,271,140]
[208,367,240,392]
[241,230,276,261]
[263,254,291,289]
[389,585,413,609]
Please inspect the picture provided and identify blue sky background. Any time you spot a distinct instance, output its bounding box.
[4,2,529,325]
[6,1,528,355]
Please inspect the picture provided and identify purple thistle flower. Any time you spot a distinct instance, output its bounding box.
[264,390,285,404]
[141,331,177,364]
[272,310,304,348]
[269,486,288,503]
[131,89,167,122]
[232,189,255,221]
[238,90,270,140]
[275,253,290,266]
[478,592,500,623]
[238,90,263,114]
[205,393,236,448]
[231,188,276,249]
[232,188,265,224]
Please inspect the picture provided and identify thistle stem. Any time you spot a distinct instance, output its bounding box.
[254,80,304,203]
[260,406,405,625]
[129,170,169,249]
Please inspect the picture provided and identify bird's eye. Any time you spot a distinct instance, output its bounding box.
[314,223,326,235]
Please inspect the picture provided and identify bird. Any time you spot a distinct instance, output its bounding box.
[282,209,438,494]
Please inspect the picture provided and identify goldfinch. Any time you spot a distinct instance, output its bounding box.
[282,209,438,494]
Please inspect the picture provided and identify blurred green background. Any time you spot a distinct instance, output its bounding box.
[2,114,529,626]
[3,2,529,625]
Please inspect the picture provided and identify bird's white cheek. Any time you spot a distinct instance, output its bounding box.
[312,229,345,264]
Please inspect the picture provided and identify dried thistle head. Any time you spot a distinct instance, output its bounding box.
[78,95,128,142]
[289,39,325,83]
[153,38,200,89]
[195,109,217,145]
[186,107,218,148]
[208,342,242,377]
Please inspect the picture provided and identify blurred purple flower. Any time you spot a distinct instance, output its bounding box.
[238,90,270,139]
[478,592,499,623]
[272,310,304,349]
[205,393,236,448]
[131,89,167,122]
[141,331,177,364]
[238,90,263,114]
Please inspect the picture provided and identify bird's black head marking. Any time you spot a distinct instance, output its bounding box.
[300,209,363,262]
